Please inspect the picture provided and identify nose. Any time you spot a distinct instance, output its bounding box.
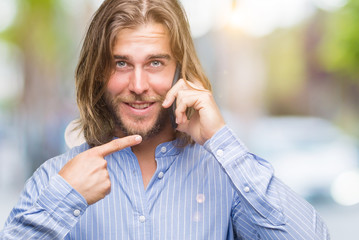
[128,68,149,95]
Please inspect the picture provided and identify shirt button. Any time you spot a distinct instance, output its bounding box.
[73,209,81,217]
[161,146,167,153]
[158,171,164,179]
[244,186,250,193]
[216,149,224,157]
[139,215,146,223]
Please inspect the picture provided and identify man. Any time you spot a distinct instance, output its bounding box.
[1,0,329,239]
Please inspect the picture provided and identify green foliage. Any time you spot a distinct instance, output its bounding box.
[319,0,359,81]
[264,27,307,98]
[1,0,68,63]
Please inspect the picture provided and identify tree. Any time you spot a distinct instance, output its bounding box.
[0,0,75,174]
[319,0,359,82]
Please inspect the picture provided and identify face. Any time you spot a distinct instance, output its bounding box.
[105,23,176,139]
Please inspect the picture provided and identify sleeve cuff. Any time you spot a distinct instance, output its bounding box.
[204,125,248,166]
[36,174,88,229]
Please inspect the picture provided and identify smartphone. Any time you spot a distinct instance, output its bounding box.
[170,65,181,129]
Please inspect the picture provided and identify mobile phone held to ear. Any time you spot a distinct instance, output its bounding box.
[170,65,181,129]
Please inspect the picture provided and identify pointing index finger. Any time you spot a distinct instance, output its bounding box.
[93,135,142,157]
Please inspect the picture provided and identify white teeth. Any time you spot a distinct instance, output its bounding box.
[129,103,150,109]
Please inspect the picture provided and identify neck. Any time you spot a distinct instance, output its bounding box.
[114,123,175,160]
[135,128,174,157]
[114,123,175,189]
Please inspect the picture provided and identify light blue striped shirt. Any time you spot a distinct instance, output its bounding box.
[1,126,329,239]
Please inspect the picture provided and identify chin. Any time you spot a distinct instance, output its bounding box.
[127,124,155,136]
[115,107,171,140]
[118,117,164,140]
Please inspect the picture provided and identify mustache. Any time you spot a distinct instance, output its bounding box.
[110,94,165,104]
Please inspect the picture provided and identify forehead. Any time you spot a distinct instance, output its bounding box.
[113,23,172,56]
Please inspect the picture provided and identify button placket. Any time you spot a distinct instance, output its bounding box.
[139,215,146,223]
[157,171,164,179]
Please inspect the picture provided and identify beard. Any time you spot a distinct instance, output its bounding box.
[105,93,170,140]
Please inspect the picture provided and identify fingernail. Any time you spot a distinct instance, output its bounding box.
[135,136,142,142]
[162,99,169,106]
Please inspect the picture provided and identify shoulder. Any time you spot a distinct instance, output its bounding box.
[32,143,90,183]
[14,143,91,206]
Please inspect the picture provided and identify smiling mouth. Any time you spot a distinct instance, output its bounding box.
[127,102,152,109]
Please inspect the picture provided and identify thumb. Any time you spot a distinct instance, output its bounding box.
[93,135,142,157]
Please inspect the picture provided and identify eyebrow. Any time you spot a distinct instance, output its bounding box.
[114,55,130,60]
[113,54,172,61]
[148,54,171,60]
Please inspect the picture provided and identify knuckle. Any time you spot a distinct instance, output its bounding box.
[105,179,111,188]
[204,91,212,98]
[98,159,107,168]
[104,170,110,179]
[175,107,181,116]
[79,151,91,160]
[176,90,184,100]
[176,98,185,110]
[104,179,111,193]
[178,78,186,85]
[176,79,187,90]
[102,159,108,168]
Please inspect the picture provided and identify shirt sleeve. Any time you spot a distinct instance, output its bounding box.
[0,160,88,239]
[204,125,330,240]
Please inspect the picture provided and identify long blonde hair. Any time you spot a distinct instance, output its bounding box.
[76,0,211,146]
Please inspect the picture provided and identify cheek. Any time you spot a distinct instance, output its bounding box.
[149,76,173,95]
[107,73,127,95]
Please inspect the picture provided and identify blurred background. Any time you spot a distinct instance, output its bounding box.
[0,0,358,238]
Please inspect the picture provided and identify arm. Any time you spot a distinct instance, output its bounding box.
[0,165,88,240]
[163,79,330,239]
[1,135,142,239]
[204,126,330,239]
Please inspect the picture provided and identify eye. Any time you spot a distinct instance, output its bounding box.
[150,60,162,67]
[116,61,127,68]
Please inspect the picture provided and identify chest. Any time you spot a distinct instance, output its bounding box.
[68,154,235,239]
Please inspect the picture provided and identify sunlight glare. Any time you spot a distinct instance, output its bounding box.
[181,0,232,38]
[331,169,359,206]
[314,0,348,11]
[0,0,17,32]
[229,0,315,37]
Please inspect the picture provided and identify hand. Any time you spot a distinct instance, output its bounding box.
[163,79,225,145]
[59,135,142,205]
